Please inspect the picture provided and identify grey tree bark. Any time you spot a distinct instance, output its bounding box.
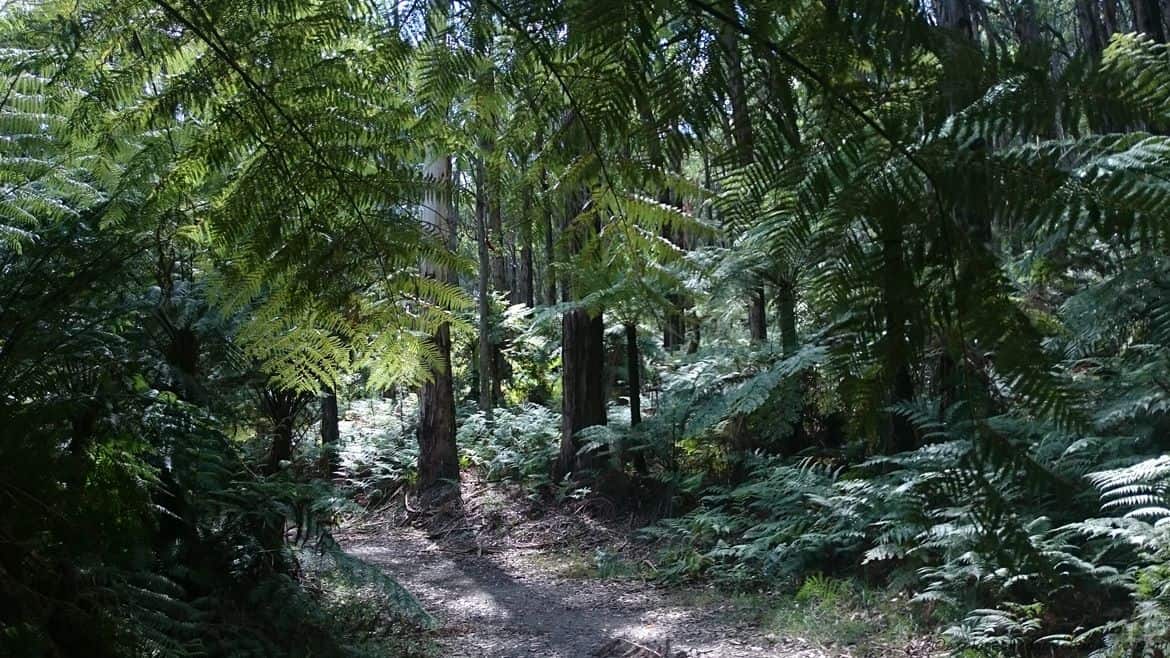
[417,150,460,494]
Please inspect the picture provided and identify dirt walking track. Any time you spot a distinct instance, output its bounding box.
[343,526,832,658]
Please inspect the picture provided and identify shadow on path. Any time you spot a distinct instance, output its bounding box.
[344,527,824,658]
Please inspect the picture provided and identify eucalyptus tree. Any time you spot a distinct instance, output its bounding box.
[413,2,466,496]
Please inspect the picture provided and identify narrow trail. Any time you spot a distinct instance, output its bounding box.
[342,526,832,658]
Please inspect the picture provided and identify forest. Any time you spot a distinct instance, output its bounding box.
[3,0,1170,655]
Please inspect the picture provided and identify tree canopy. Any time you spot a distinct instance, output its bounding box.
[5,0,1170,655]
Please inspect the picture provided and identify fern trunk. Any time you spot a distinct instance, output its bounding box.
[748,291,768,343]
[320,388,339,479]
[776,281,797,356]
[262,389,305,474]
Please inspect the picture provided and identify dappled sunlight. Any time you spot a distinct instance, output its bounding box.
[7,0,1170,655]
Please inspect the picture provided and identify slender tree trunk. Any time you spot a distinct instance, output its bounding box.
[1076,0,1126,132]
[162,319,204,403]
[270,418,293,472]
[640,103,688,352]
[1012,0,1042,46]
[687,149,712,356]
[720,16,753,175]
[320,387,340,478]
[926,0,983,446]
[417,151,460,494]
[256,387,305,554]
[1105,0,1122,35]
[519,186,535,307]
[490,195,506,294]
[626,322,649,475]
[625,323,642,427]
[662,223,686,349]
[475,159,494,417]
[937,0,975,37]
[542,171,556,306]
[664,301,686,350]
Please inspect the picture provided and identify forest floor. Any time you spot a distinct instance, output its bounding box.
[338,476,936,658]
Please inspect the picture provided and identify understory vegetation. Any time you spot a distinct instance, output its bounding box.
[5,0,1170,656]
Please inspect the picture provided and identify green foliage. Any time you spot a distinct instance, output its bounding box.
[10,0,1170,656]
[459,403,561,489]
[0,3,439,653]
[337,397,421,504]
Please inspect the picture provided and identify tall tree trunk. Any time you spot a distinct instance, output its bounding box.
[1105,0,1122,35]
[257,387,305,554]
[882,224,917,454]
[929,0,983,444]
[663,300,686,350]
[719,10,767,342]
[1012,0,1042,53]
[475,158,494,417]
[557,188,607,477]
[1076,0,1126,132]
[661,221,687,351]
[417,151,460,494]
[1133,0,1167,41]
[490,180,507,293]
[161,315,204,403]
[542,169,556,306]
[418,323,459,489]
[320,387,340,478]
[937,0,975,38]
[558,308,607,476]
[1077,0,1109,59]
[519,185,535,307]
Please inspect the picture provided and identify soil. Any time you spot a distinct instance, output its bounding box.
[338,482,838,658]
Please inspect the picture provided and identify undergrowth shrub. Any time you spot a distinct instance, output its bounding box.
[642,394,1170,655]
[337,397,420,506]
[641,456,866,585]
[459,403,560,489]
